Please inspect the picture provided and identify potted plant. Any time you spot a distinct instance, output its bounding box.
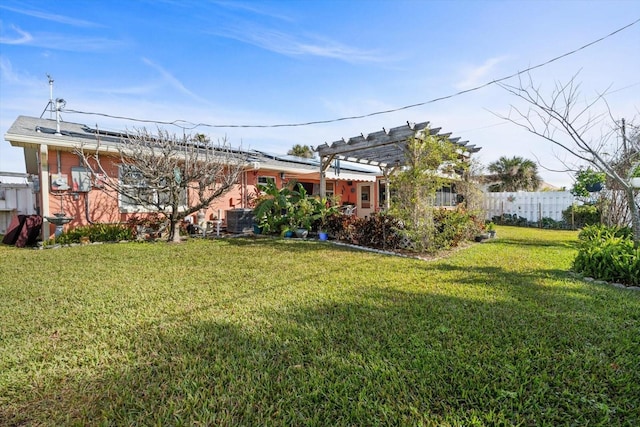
[487,221,497,238]
[281,223,295,238]
[571,168,606,196]
[291,198,313,239]
[314,196,339,241]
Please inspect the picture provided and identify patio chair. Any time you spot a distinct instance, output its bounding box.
[341,205,357,216]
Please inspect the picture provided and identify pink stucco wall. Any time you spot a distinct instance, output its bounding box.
[40,149,379,237]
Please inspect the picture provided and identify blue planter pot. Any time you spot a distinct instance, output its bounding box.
[318,232,328,241]
[284,230,294,238]
[253,224,262,234]
[586,182,603,192]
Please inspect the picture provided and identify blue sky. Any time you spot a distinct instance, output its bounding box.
[1,0,639,187]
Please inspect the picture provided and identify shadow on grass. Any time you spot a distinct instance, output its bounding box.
[5,230,637,425]
[490,237,579,250]
[216,235,361,255]
[4,284,639,426]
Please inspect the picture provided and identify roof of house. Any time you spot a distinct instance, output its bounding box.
[4,115,378,182]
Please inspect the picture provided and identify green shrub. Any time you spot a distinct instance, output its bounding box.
[562,204,601,228]
[326,208,481,253]
[351,213,405,250]
[253,181,338,236]
[578,223,632,241]
[432,208,483,250]
[54,223,133,245]
[126,214,167,238]
[573,224,639,285]
[540,217,559,229]
[493,213,530,227]
[324,212,356,241]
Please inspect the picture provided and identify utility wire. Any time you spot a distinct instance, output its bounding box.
[62,17,640,130]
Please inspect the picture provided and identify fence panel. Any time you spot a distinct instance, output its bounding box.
[483,191,575,222]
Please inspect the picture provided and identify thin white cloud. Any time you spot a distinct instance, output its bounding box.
[0,56,18,82]
[213,25,386,64]
[32,34,126,51]
[0,56,44,89]
[141,58,212,105]
[454,56,510,90]
[212,0,294,22]
[0,27,126,51]
[0,24,32,44]
[0,5,102,28]
[92,83,160,96]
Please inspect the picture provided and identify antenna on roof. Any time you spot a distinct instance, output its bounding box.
[40,74,55,119]
[55,98,66,135]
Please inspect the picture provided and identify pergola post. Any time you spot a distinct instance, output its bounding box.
[384,168,392,211]
[381,166,397,211]
[315,121,480,207]
[319,154,335,197]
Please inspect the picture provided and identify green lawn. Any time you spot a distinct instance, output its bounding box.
[1,226,639,426]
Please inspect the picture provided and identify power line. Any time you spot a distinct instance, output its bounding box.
[62,17,640,130]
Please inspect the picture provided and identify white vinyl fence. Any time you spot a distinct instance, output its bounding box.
[0,174,37,234]
[483,191,576,222]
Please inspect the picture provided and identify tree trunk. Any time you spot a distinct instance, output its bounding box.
[170,220,181,243]
[167,211,182,243]
[626,187,640,247]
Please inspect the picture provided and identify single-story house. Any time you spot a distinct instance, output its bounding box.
[4,116,480,240]
[4,115,380,239]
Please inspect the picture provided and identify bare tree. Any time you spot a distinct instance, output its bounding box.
[77,128,246,242]
[601,126,640,227]
[495,73,640,245]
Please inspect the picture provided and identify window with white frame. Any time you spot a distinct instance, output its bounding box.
[257,175,276,187]
[325,182,334,198]
[119,165,186,213]
[312,182,334,198]
[434,185,457,207]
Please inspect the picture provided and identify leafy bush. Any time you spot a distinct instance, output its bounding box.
[326,208,481,253]
[324,213,360,242]
[578,223,633,242]
[491,215,571,230]
[126,214,167,237]
[54,223,133,245]
[432,208,483,250]
[253,181,338,236]
[562,204,601,228]
[351,213,405,250]
[492,213,530,227]
[573,224,639,285]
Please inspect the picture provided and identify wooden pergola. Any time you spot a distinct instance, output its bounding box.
[315,121,480,207]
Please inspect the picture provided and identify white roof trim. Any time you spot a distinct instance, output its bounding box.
[324,171,377,182]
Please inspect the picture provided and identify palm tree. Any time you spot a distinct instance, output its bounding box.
[288,144,314,158]
[487,156,542,192]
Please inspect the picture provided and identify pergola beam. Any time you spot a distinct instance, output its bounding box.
[315,120,481,197]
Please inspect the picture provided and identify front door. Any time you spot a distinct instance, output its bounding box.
[356,183,374,218]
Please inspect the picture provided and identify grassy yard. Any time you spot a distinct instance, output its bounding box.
[1,226,639,426]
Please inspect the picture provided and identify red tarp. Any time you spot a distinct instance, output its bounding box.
[2,215,42,247]
[2,214,26,245]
